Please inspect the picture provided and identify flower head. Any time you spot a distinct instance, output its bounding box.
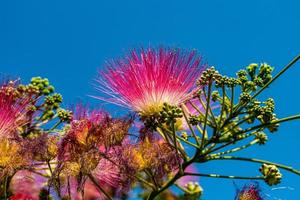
[0,138,30,176]
[10,170,48,200]
[235,183,264,200]
[95,47,204,116]
[122,137,182,178]
[0,81,28,138]
[54,106,133,198]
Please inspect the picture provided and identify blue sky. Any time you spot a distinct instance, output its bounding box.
[1,0,300,199]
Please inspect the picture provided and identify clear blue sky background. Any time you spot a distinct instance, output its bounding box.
[1,1,300,199]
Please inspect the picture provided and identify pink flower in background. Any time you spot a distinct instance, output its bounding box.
[10,170,48,200]
[176,165,200,187]
[11,193,37,200]
[235,183,264,200]
[92,157,123,188]
[95,47,204,116]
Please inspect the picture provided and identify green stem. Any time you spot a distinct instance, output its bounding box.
[211,139,258,157]
[208,156,300,175]
[219,85,226,128]
[237,114,300,135]
[230,86,234,116]
[28,169,50,178]
[176,135,199,149]
[203,90,217,126]
[184,172,264,180]
[221,114,254,136]
[47,161,53,175]
[156,127,169,142]
[135,175,156,190]
[48,120,62,131]
[188,99,203,115]
[4,176,8,200]
[252,54,300,100]
[158,125,188,160]
[171,121,178,155]
[145,170,159,190]
[181,104,200,146]
[200,83,212,150]
[234,54,300,113]
[205,130,261,155]
[99,151,156,190]
[146,156,197,200]
[88,174,113,200]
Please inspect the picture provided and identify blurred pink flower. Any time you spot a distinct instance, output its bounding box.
[11,193,37,200]
[10,170,48,200]
[95,47,204,116]
[235,183,264,200]
[176,165,200,187]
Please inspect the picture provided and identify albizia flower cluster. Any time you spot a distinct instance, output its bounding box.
[235,183,264,200]
[2,48,300,200]
[0,76,186,199]
[95,47,204,116]
[0,81,31,177]
[54,106,134,199]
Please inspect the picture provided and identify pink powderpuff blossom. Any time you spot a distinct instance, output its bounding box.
[0,82,28,138]
[56,105,133,199]
[95,47,205,116]
[235,183,264,200]
[10,170,48,200]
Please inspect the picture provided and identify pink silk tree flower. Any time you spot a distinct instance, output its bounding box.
[10,170,48,200]
[0,82,28,138]
[95,47,205,116]
[235,183,264,200]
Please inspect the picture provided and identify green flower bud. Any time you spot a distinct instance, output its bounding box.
[57,109,73,122]
[42,110,55,121]
[247,63,258,79]
[181,132,188,140]
[239,92,251,103]
[255,132,268,145]
[52,93,63,103]
[259,164,282,186]
[244,81,257,91]
[189,115,201,126]
[185,182,203,195]
[211,91,220,101]
[47,85,55,93]
[42,88,50,95]
[197,66,220,85]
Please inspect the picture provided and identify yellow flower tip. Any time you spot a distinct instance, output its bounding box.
[138,101,164,117]
[47,137,59,158]
[124,147,146,171]
[75,124,89,145]
[62,161,81,177]
[0,138,26,170]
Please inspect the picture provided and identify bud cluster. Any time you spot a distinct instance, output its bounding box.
[197,67,222,86]
[237,63,274,92]
[141,103,183,131]
[57,108,73,122]
[246,98,278,132]
[259,164,282,185]
[18,77,55,95]
[183,181,203,199]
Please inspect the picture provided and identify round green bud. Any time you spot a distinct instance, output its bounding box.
[259,164,282,186]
